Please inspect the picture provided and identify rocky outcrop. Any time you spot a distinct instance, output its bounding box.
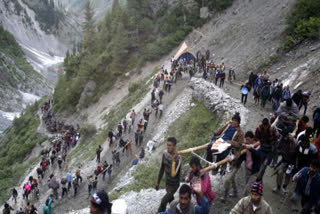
[190,78,249,125]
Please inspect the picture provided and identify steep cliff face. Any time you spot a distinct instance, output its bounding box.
[0,0,67,82]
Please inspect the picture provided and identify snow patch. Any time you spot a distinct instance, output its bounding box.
[0,110,20,121]
[19,90,40,104]
[20,43,64,73]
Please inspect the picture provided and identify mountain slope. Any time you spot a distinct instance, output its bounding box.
[0,24,51,132]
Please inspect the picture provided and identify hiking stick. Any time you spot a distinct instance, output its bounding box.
[178,143,209,154]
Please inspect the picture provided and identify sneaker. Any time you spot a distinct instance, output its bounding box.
[220,196,226,202]
[272,187,280,193]
[281,187,288,193]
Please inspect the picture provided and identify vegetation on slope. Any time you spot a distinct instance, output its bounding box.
[53,0,204,113]
[285,0,320,50]
[0,24,44,91]
[21,0,64,33]
[0,100,47,203]
[110,101,221,200]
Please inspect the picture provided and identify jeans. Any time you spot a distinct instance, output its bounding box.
[61,187,68,198]
[256,150,273,181]
[158,184,180,212]
[272,98,280,112]
[241,94,248,105]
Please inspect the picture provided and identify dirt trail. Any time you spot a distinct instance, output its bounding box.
[206,79,299,214]
[52,74,191,213]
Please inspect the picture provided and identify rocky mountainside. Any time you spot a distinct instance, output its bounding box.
[0,24,51,132]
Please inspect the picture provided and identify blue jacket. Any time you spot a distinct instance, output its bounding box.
[295,167,320,205]
[159,195,209,214]
[66,172,72,182]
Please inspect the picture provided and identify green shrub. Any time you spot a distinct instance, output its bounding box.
[80,123,97,141]
[0,99,48,203]
[284,36,295,51]
[295,17,320,40]
[285,0,320,50]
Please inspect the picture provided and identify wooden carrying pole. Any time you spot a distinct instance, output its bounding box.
[178,143,209,154]
[199,142,260,174]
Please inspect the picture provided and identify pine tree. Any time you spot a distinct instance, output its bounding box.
[82,0,95,51]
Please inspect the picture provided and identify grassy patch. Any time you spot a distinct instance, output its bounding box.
[110,101,222,200]
[0,99,48,203]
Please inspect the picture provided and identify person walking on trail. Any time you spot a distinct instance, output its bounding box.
[260,84,270,108]
[130,109,136,125]
[122,118,128,134]
[140,147,145,159]
[313,105,320,137]
[155,137,182,212]
[36,167,43,180]
[12,188,18,203]
[102,161,109,181]
[75,167,83,183]
[117,123,123,137]
[282,85,291,101]
[296,135,318,172]
[239,131,262,196]
[219,70,226,88]
[43,195,53,214]
[88,176,94,197]
[240,83,250,105]
[292,89,303,107]
[138,130,144,146]
[73,177,79,197]
[61,177,68,198]
[272,85,282,112]
[159,89,164,104]
[3,203,14,214]
[158,184,209,214]
[92,176,98,194]
[57,155,63,169]
[107,164,113,182]
[299,91,311,115]
[159,103,164,118]
[96,145,103,163]
[151,89,156,104]
[23,182,31,201]
[66,172,73,191]
[48,174,59,200]
[187,156,216,208]
[272,128,296,193]
[230,182,273,214]
[292,159,320,214]
[254,118,276,180]
[90,190,113,214]
[108,131,114,146]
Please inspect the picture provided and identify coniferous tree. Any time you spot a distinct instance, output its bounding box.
[82,0,96,51]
